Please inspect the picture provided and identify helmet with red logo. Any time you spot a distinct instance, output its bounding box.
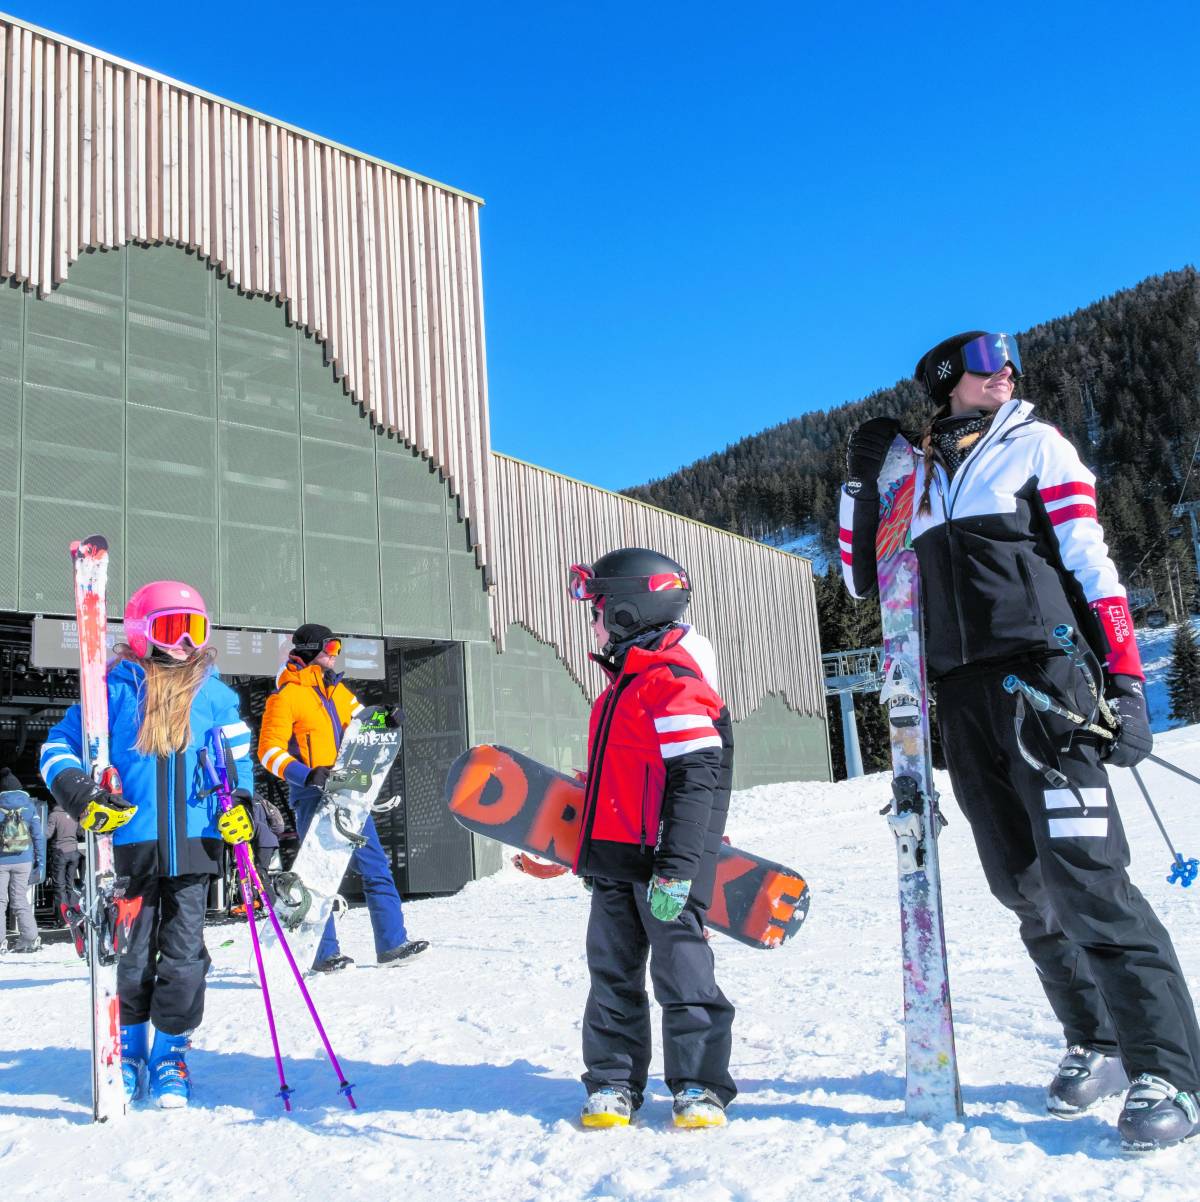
[568,547,691,638]
[123,580,210,658]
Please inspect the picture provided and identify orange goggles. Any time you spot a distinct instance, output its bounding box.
[322,639,342,656]
[147,610,209,651]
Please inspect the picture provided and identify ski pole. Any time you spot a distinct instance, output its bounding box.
[1128,766,1200,888]
[1052,625,1117,726]
[1002,676,1198,888]
[206,734,357,1109]
[198,745,292,1110]
[1145,752,1200,790]
[1001,674,1114,739]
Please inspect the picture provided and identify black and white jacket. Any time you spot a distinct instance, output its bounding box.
[839,398,1143,683]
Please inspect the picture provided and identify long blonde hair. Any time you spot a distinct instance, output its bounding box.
[117,646,217,758]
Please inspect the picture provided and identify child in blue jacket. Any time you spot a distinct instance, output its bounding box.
[40,580,253,1108]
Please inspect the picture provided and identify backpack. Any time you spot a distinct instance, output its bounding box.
[0,804,32,855]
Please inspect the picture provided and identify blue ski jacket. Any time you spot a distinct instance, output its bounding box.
[0,790,45,875]
[39,659,254,880]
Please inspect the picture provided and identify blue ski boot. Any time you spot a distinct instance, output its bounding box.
[148,1028,192,1110]
[120,1022,149,1102]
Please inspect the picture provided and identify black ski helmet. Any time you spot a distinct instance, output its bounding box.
[585,547,691,638]
[291,622,335,664]
[914,331,989,405]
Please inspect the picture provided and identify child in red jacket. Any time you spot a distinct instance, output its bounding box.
[568,547,736,1129]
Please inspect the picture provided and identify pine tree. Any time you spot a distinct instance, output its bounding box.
[1167,620,1200,725]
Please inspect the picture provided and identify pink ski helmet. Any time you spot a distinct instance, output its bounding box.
[123,580,210,658]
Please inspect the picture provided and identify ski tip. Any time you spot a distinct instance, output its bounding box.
[70,534,109,558]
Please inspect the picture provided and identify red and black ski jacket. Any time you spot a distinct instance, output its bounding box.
[573,626,733,909]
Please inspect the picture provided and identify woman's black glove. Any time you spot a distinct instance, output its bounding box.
[1103,675,1153,768]
[846,417,904,499]
[305,766,331,790]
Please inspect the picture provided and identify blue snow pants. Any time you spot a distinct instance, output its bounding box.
[288,784,408,966]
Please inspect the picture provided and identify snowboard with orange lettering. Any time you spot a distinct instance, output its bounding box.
[445,744,810,949]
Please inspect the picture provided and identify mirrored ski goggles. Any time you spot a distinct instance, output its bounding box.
[568,563,690,601]
[147,610,209,650]
[321,638,342,656]
[961,332,1021,377]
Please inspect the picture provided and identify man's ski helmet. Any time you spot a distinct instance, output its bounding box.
[915,330,1021,405]
[568,548,691,638]
[123,580,210,658]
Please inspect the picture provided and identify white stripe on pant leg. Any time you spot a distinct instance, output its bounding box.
[1043,788,1108,810]
[1048,816,1109,838]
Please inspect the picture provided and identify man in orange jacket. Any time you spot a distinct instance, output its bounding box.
[258,623,428,972]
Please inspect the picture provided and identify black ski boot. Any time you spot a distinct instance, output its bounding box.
[378,939,430,966]
[311,953,354,973]
[1046,1045,1128,1118]
[1118,1074,1200,1153]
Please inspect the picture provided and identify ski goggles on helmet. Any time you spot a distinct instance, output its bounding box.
[960,332,1021,378]
[321,638,342,656]
[568,563,690,601]
[146,610,209,651]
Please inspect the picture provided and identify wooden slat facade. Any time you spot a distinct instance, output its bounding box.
[0,13,496,582]
[490,454,825,722]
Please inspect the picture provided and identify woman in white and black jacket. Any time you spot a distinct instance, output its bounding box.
[840,330,1200,1152]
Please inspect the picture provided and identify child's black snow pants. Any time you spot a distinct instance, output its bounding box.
[937,653,1200,1091]
[582,877,736,1108]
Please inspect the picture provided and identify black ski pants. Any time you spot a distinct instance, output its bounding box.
[938,654,1200,1091]
[581,876,737,1108]
[49,848,82,915]
[117,874,212,1035]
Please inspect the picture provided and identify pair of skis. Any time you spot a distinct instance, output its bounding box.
[874,440,963,1122]
[67,536,355,1121]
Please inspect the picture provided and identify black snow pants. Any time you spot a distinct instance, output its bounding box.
[938,654,1200,1091]
[581,877,737,1108]
[117,874,212,1034]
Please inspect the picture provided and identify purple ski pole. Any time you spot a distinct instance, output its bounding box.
[206,734,357,1109]
[198,745,292,1109]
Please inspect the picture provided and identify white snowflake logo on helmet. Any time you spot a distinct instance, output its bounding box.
[937,359,952,380]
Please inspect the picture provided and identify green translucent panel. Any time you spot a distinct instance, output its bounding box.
[219,422,302,627]
[489,626,590,770]
[125,408,218,607]
[731,696,832,787]
[21,249,126,614]
[24,248,125,402]
[301,438,382,634]
[463,642,497,745]
[216,282,298,433]
[447,503,490,643]
[0,282,22,608]
[377,437,451,638]
[299,331,373,449]
[127,246,215,418]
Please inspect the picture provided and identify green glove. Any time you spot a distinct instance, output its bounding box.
[647,875,691,922]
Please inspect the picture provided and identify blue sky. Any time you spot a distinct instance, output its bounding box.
[13,2,1199,490]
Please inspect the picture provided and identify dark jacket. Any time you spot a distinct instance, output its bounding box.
[574,626,733,909]
[839,398,1143,682]
[45,806,82,855]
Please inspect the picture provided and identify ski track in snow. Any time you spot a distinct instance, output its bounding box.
[4,732,1200,1201]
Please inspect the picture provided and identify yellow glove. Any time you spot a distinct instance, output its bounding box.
[217,802,254,846]
[80,797,136,835]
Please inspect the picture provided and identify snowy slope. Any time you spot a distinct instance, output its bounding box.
[1137,616,1200,732]
[3,734,1200,1202]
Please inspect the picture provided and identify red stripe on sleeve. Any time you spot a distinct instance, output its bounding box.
[839,526,853,542]
[1040,481,1096,502]
[840,549,853,565]
[1048,503,1098,526]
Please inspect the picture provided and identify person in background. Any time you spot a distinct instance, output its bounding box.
[44,798,83,925]
[257,623,428,972]
[0,770,44,953]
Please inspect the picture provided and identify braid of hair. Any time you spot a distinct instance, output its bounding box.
[916,405,949,515]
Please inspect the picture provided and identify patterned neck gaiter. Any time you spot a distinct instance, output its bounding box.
[930,409,995,478]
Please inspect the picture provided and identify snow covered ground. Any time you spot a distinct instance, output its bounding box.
[1136,616,1200,732]
[4,733,1200,1202]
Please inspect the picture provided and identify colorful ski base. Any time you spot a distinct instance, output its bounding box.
[875,437,963,1122]
[69,534,126,1124]
[445,744,810,950]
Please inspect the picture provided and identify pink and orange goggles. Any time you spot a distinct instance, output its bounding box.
[147,610,209,651]
[568,563,690,602]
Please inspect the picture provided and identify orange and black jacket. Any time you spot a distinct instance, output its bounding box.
[257,659,363,789]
